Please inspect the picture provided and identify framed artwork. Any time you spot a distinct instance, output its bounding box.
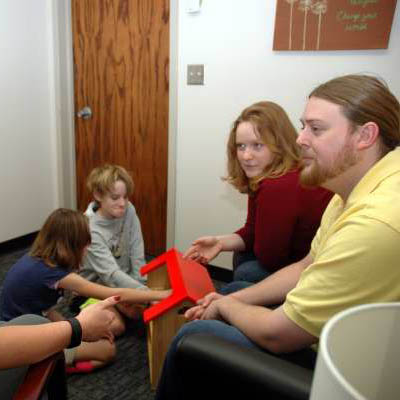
[273,0,398,51]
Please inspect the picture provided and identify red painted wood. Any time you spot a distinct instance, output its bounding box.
[141,249,215,323]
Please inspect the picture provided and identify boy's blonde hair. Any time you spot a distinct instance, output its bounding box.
[87,164,134,197]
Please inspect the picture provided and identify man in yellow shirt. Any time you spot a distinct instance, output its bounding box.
[155,74,400,399]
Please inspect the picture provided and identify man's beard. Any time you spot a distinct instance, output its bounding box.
[300,140,359,187]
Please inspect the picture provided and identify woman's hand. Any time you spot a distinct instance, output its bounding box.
[183,236,223,264]
[77,296,119,343]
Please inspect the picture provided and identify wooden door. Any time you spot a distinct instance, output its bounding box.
[72,0,169,255]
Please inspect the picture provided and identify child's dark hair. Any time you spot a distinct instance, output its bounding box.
[30,208,91,269]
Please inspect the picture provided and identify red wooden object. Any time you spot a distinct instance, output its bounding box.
[140,248,215,323]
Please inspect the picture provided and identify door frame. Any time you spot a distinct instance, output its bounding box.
[52,0,177,248]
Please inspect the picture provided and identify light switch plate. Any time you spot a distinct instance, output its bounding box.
[187,64,204,85]
[187,0,202,14]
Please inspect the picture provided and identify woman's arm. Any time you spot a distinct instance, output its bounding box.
[0,297,119,369]
[216,234,246,252]
[184,234,245,264]
[0,321,71,368]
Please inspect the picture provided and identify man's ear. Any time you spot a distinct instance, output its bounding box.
[356,122,379,150]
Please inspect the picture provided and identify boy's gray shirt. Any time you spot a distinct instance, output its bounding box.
[80,201,147,289]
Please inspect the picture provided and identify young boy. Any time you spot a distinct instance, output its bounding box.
[80,164,148,331]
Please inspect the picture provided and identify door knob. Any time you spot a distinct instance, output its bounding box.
[76,106,92,120]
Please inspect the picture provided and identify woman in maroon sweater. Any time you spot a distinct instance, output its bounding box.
[185,101,332,284]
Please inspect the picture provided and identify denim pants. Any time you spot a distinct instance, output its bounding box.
[233,251,271,283]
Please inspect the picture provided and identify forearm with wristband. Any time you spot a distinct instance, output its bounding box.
[66,317,82,348]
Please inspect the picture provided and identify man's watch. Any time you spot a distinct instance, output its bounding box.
[66,317,83,348]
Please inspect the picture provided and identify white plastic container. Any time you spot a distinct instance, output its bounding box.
[310,303,400,400]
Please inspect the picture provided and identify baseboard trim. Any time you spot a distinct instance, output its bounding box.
[0,232,38,254]
[206,264,232,283]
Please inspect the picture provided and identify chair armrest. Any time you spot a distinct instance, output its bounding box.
[176,333,313,400]
[13,351,67,400]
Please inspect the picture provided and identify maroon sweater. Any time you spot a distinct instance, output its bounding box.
[235,169,333,273]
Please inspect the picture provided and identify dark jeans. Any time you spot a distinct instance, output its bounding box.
[232,251,271,283]
[219,280,253,295]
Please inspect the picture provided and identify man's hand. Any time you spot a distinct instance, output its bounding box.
[197,292,223,307]
[185,292,223,320]
[200,298,224,321]
[183,236,223,264]
[76,296,120,343]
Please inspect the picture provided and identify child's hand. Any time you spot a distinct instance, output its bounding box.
[148,289,171,305]
[160,289,172,299]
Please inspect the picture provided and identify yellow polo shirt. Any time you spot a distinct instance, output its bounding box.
[284,147,400,338]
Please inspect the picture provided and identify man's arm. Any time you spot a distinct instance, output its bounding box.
[0,296,119,369]
[215,254,315,353]
[214,297,317,353]
[230,253,313,306]
[186,254,312,321]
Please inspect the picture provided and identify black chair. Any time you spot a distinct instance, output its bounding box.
[176,333,314,400]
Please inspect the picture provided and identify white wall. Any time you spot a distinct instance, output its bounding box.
[0,1,61,242]
[174,0,400,268]
[1,0,399,264]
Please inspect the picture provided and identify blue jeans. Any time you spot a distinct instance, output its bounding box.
[154,320,260,400]
[219,280,253,295]
[232,251,271,283]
